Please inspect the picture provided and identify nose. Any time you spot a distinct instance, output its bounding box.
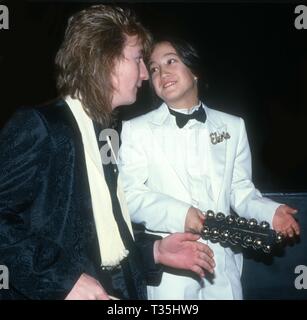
[140,59,149,80]
[160,65,170,79]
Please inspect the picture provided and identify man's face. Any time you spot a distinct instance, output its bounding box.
[111,35,149,109]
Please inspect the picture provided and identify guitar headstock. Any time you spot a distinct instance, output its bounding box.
[201,210,284,253]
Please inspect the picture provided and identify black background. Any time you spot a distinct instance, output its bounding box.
[1,0,307,192]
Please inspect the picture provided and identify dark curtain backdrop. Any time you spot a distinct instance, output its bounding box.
[1,1,307,192]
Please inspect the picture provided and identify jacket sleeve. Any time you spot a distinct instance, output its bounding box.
[0,108,83,299]
[118,120,190,234]
[132,223,163,286]
[230,117,280,225]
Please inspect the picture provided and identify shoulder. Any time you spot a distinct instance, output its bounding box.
[205,105,243,124]
[204,104,246,135]
[1,107,48,142]
[0,107,51,165]
[122,103,171,132]
[0,99,77,148]
[124,108,160,126]
[2,99,67,130]
[121,108,162,140]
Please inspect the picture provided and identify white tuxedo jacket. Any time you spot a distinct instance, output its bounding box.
[119,102,280,299]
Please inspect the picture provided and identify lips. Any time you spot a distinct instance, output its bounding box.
[162,81,176,89]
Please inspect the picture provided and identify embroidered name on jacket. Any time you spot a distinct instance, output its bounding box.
[210,131,230,145]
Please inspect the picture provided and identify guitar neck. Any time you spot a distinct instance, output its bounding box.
[201,210,283,253]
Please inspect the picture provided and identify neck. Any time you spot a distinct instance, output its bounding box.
[166,94,199,109]
[168,99,200,110]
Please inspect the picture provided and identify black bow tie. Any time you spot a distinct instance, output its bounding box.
[168,106,207,128]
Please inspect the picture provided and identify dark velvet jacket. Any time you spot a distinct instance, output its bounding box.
[0,99,161,300]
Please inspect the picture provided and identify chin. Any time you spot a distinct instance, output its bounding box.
[126,99,136,105]
[118,97,136,106]
[162,97,178,106]
[129,96,137,104]
[162,93,180,104]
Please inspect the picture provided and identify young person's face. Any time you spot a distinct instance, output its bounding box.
[111,35,149,109]
[149,41,198,109]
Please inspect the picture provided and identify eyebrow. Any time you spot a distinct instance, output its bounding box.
[149,52,178,67]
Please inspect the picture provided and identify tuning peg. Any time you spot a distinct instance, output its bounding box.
[210,227,219,240]
[259,221,270,229]
[226,215,235,225]
[206,210,215,219]
[220,229,230,242]
[262,244,272,253]
[276,232,284,243]
[252,238,262,250]
[243,235,253,247]
[201,226,210,239]
[237,217,247,226]
[230,232,242,244]
[248,218,258,228]
[216,212,225,221]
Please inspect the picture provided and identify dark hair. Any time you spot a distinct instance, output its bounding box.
[160,37,201,77]
[149,37,208,107]
[55,4,152,125]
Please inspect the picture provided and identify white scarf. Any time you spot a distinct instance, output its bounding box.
[65,96,133,267]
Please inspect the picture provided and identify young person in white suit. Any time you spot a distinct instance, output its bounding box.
[118,38,300,300]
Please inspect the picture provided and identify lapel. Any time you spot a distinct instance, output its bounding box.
[65,96,133,265]
[74,117,104,176]
[106,136,130,220]
[204,105,228,204]
[103,129,133,233]
[148,103,191,200]
[65,96,130,218]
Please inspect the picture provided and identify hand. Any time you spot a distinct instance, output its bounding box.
[184,206,205,233]
[272,204,300,238]
[153,232,215,278]
[65,273,110,300]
